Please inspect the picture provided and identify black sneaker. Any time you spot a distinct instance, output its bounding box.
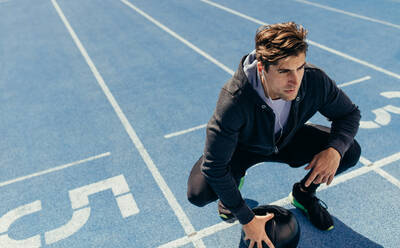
[289,182,334,231]
[218,200,237,223]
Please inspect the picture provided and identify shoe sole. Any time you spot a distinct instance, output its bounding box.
[288,192,334,231]
[218,213,237,223]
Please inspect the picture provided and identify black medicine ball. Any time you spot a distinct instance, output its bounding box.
[240,205,300,248]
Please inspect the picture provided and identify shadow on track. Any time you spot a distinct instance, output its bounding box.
[238,207,383,248]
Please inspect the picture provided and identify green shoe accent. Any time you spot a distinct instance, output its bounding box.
[289,192,308,214]
[327,225,334,231]
[219,213,229,220]
[238,177,245,191]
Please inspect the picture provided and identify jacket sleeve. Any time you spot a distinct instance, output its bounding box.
[201,88,255,225]
[318,71,361,158]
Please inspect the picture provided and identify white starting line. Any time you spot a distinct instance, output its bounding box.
[337,75,371,87]
[164,123,207,139]
[0,152,111,188]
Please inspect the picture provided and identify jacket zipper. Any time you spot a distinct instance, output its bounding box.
[272,96,301,154]
[261,104,280,154]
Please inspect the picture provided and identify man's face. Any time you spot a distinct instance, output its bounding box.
[258,52,306,101]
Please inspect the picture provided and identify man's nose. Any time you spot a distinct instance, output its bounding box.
[288,71,299,85]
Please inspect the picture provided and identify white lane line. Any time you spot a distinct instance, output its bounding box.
[158,222,236,248]
[373,151,400,168]
[306,40,400,80]
[165,124,206,139]
[359,156,373,166]
[164,123,207,139]
[294,0,400,30]
[120,0,234,76]
[317,152,400,191]
[51,1,203,247]
[0,152,111,188]
[200,0,400,80]
[163,75,371,139]
[158,151,400,247]
[338,75,371,87]
[158,236,191,248]
[159,221,237,248]
[201,0,266,25]
[373,167,400,189]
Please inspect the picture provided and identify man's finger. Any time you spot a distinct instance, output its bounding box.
[316,174,329,184]
[264,237,275,248]
[327,175,334,185]
[304,164,312,170]
[248,240,255,248]
[304,159,316,170]
[265,213,274,221]
[257,241,263,248]
[305,171,318,187]
[313,174,323,184]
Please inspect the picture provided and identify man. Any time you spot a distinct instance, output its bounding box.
[187,22,361,248]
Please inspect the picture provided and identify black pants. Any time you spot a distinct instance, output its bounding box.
[187,124,361,207]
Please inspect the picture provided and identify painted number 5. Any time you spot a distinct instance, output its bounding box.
[0,174,138,247]
[360,91,400,128]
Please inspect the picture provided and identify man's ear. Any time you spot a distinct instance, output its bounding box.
[257,61,264,74]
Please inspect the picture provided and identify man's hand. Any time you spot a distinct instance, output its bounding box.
[304,147,341,187]
[243,214,275,248]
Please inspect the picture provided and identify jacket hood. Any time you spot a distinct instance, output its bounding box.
[243,50,261,88]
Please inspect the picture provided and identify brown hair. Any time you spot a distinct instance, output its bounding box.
[255,22,308,71]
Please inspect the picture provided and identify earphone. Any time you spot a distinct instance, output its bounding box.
[261,68,284,142]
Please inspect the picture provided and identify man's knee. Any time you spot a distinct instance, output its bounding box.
[187,193,206,207]
[187,190,212,207]
[341,139,362,169]
[348,139,361,166]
